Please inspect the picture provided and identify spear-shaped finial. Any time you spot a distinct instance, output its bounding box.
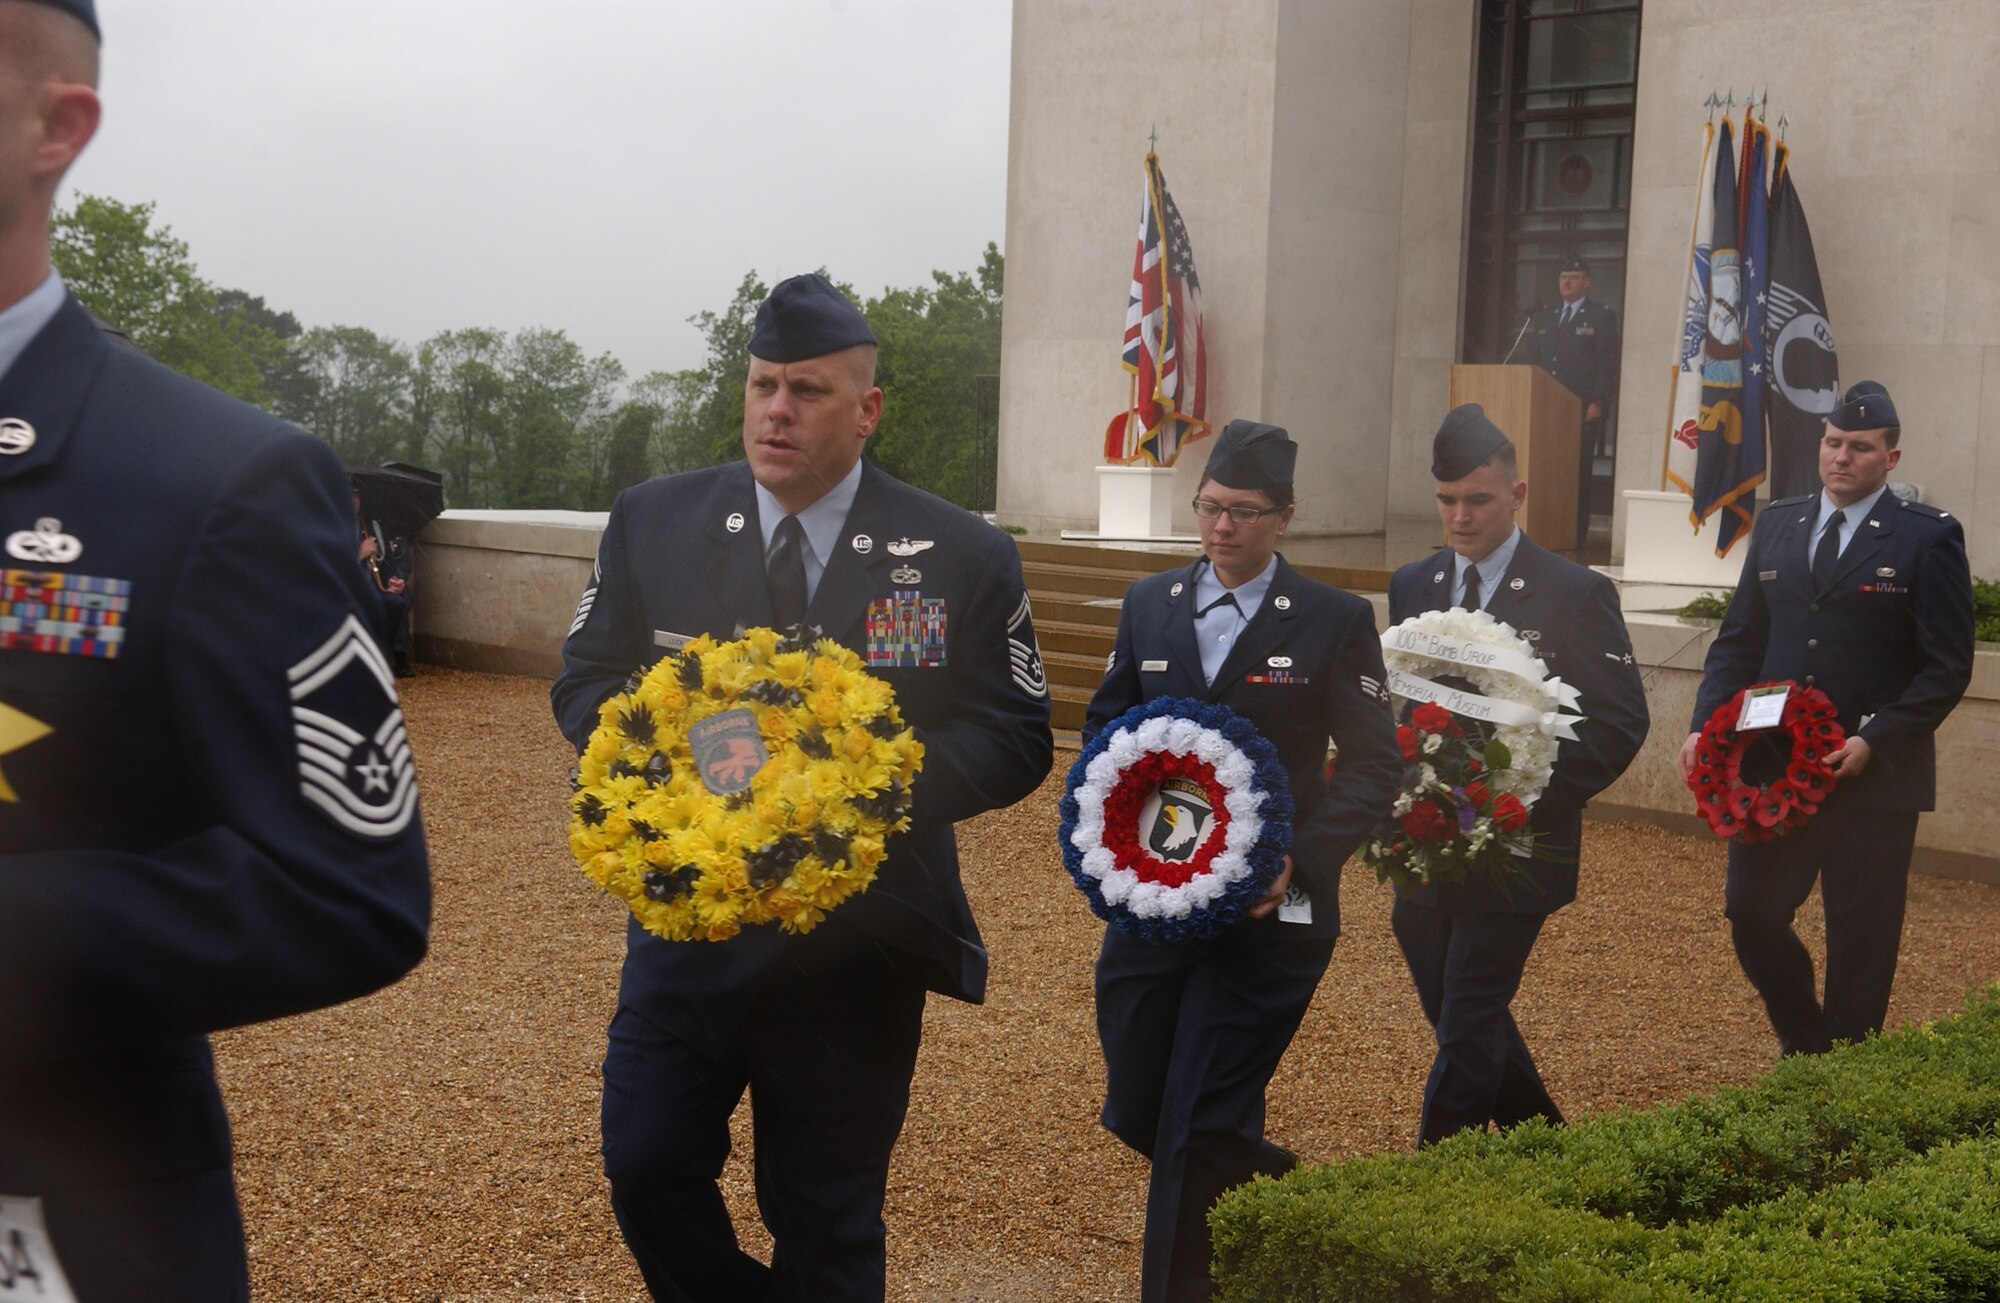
[1776,112,1789,142]
[1148,122,1158,152]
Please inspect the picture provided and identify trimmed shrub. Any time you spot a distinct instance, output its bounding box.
[1211,987,2000,1301]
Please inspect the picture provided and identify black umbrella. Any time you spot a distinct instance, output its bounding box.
[347,462,445,542]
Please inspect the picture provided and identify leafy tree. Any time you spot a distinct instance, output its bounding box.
[214,289,315,423]
[416,328,507,506]
[51,194,276,403]
[863,243,1003,507]
[293,325,415,467]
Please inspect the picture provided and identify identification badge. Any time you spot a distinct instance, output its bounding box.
[865,591,947,668]
[1141,659,1168,672]
[1277,883,1312,925]
[653,629,691,651]
[1737,685,1790,731]
[0,1195,79,1301]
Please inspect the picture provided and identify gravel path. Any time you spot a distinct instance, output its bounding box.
[215,668,2000,1301]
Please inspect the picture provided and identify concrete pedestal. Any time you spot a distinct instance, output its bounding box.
[1620,490,1749,588]
[1059,465,1194,542]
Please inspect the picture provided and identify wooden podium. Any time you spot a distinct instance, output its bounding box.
[1447,364,1581,550]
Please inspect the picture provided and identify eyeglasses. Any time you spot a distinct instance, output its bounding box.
[1191,497,1282,525]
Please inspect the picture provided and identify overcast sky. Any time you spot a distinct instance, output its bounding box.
[63,1,1014,380]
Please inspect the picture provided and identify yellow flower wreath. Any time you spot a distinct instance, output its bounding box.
[569,628,923,941]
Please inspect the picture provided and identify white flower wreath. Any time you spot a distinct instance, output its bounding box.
[1379,608,1583,806]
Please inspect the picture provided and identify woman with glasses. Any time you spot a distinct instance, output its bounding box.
[1082,420,1402,1302]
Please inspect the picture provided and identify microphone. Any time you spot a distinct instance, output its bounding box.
[1500,305,1539,365]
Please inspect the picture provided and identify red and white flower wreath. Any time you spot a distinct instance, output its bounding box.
[1059,699,1293,942]
[1686,680,1844,842]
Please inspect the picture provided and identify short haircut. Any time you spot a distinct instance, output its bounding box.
[1196,473,1294,512]
[1882,425,1902,450]
[1485,441,1519,479]
[0,2,99,88]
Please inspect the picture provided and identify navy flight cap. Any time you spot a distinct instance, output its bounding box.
[748,273,877,363]
[1828,380,1899,432]
[1203,420,1296,492]
[20,0,98,38]
[1431,404,1512,480]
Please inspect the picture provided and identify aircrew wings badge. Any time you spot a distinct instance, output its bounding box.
[288,613,419,840]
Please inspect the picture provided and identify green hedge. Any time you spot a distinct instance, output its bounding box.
[1210,987,2000,1301]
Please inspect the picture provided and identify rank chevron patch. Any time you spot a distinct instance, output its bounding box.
[568,559,601,638]
[1007,592,1048,699]
[288,613,418,840]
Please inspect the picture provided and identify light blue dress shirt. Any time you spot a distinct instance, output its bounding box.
[753,458,864,604]
[1811,485,1890,561]
[1191,554,1278,685]
[0,269,66,384]
[1451,525,1524,609]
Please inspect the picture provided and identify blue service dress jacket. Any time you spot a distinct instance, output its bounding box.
[1084,555,1402,935]
[1690,492,1974,813]
[1387,535,1649,913]
[0,295,433,1300]
[552,458,1054,1046]
[1528,297,1620,413]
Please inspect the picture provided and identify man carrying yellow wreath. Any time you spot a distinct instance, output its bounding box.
[553,273,1053,1303]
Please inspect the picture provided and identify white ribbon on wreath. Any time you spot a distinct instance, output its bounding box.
[1380,608,1588,806]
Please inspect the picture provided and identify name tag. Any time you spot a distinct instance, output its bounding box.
[1277,883,1312,925]
[1758,570,1778,581]
[653,629,691,651]
[1141,659,1168,672]
[0,1195,79,1301]
[1738,685,1790,731]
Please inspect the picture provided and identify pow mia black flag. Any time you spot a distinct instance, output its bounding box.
[1763,145,1841,499]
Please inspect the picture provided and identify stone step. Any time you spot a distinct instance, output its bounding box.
[1026,590,1123,628]
[1031,617,1120,656]
[1042,647,1113,691]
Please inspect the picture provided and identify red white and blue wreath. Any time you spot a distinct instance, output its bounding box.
[1059,697,1293,943]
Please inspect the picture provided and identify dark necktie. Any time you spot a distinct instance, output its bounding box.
[1195,591,1240,619]
[1812,511,1844,588]
[768,515,808,628]
[1460,563,1483,612]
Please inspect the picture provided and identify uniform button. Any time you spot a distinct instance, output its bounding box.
[1805,675,1816,685]
[1807,638,1818,650]
[1809,603,1820,613]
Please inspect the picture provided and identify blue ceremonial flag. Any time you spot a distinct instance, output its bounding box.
[1731,112,1772,553]
[1691,116,1757,557]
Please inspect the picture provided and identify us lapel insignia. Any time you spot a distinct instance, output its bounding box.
[1432,570,1445,584]
[725,512,745,533]
[1274,595,1292,610]
[0,418,34,456]
[887,538,934,557]
[891,565,922,585]
[1510,577,1525,590]
[5,518,82,564]
[1170,582,1184,597]
[852,534,873,554]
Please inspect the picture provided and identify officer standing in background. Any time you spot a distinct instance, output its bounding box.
[553,273,1052,1302]
[1386,406,1648,1146]
[1084,421,1401,1302]
[0,1,433,1298]
[1527,256,1619,537]
[1678,382,1973,1057]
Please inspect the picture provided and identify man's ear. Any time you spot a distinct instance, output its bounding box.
[34,83,100,180]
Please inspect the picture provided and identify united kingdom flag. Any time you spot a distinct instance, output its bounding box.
[1106,152,1209,467]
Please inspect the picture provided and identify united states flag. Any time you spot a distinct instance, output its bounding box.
[1106,152,1209,466]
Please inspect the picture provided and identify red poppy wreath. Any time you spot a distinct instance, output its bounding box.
[1685,681,1844,842]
